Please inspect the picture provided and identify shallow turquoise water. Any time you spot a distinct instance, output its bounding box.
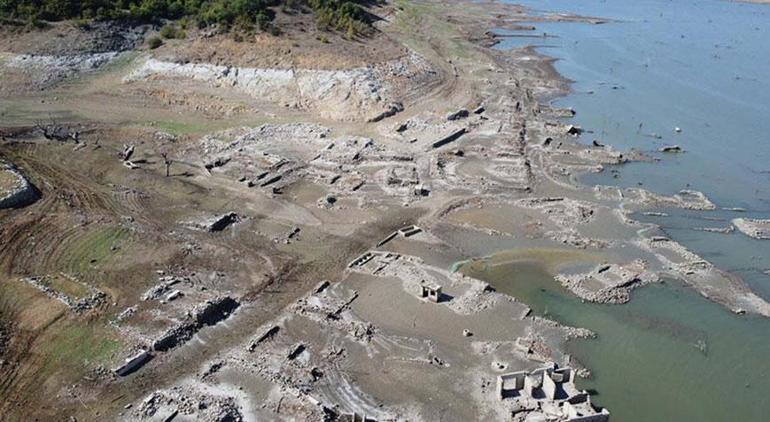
[462,259,770,421]
[482,0,770,420]
[494,0,770,299]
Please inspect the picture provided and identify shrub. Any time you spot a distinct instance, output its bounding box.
[0,0,371,36]
[147,35,163,49]
[159,24,176,39]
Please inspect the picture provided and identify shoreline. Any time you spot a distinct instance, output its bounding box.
[469,0,770,315]
[0,0,769,419]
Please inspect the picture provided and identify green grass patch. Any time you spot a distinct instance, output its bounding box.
[60,226,130,276]
[151,120,214,135]
[38,321,121,379]
[0,103,35,123]
[42,274,91,299]
[391,0,486,63]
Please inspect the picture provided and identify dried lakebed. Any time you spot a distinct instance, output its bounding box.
[0,0,769,420]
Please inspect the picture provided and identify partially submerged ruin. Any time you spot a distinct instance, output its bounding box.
[1,0,769,420]
[732,218,770,240]
[497,363,609,421]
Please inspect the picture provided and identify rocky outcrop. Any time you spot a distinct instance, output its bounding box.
[124,53,433,122]
[431,127,467,149]
[0,164,39,209]
[367,102,404,123]
[3,52,121,91]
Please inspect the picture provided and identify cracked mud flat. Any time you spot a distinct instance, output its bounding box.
[0,0,768,421]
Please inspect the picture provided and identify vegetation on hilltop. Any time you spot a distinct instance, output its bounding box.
[0,0,374,37]
[309,0,369,37]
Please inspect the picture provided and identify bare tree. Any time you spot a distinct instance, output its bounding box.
[33,117,80,143]
[160,150,172,177]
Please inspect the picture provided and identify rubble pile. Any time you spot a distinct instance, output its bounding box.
[131,388,244,422]
[153,297,240,351]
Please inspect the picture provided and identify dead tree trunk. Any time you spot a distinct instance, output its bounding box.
[160,151,171,177]
[34,118,80,143]
[120,144,135,162]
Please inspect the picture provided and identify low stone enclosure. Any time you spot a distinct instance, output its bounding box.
[376,225,423,247]
[497,363,609,421]
[21,274,107,313]
[113,296,240,377]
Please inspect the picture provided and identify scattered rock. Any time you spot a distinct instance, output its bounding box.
[446,108,470,121]
[659,145,683,153]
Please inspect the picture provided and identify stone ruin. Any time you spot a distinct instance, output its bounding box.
[21,274,107,313]
[114,349,153,377]
[341,413,377,422]
[418,282,442,303]
[347,251,401,275]
[376,225,423,247]
[496,362,609,422]
[130,388,245,422]
[153,296,240,352]
[141,275,192,301]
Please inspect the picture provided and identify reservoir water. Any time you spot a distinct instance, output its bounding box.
[465,0,770,420]
[461,257,770,421]
[497,0,770,299]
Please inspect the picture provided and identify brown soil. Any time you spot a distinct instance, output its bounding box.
[152,7,407,70]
